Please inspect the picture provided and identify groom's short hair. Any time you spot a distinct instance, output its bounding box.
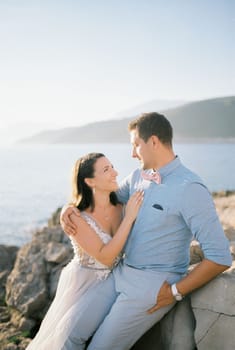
[128,112,173,146]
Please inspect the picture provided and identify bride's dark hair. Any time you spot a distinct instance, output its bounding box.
[70,152,118,211]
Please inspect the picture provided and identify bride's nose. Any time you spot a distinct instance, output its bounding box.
[112,168,118,176]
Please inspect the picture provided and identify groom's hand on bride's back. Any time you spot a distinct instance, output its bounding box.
[60,204,80,236]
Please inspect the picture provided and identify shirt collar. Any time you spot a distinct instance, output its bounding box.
[157,156,181,178]
[139,156,181,179]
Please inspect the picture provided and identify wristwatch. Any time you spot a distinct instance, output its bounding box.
[171,283,183,301]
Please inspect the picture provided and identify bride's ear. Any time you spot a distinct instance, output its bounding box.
[84,177,95,188]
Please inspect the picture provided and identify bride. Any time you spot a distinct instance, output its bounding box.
[27,152,143,349]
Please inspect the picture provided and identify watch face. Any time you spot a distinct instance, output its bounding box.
[171,284,183,301]
[175,294,183,301]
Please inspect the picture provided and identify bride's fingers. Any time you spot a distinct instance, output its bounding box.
[61,220,77,235]
[131,192,144,208]
[135,191,144,202]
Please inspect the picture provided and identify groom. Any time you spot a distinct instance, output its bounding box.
[61,112,232,349]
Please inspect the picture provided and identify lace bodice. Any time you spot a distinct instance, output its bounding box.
[70,211,120,280]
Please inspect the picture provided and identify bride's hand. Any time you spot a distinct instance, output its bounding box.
[60,204,80,236]
[124,191,144,222]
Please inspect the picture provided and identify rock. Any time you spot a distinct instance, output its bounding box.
[45,241,71,263]
[47,207,62,227]
[2,344,18,350]
[0,221,73,348]
[191,262,235,316]
[1,193,234,349]
[160,296,196,350]
[6,242,48,318]
[230,241,235,259]
[0,306,11,323]
[213,193,235,241]
[190,262,235,350]
[190,241,204,264]
[0,245,18,271]
[224,227,235,241]
[132,297,197,350]
[10,309,35,332]
[5,225,73,322]
[212,190,235,198]
[0,245,19,304]
[195,313,235,350]
[131,322,163,349]
[0,324,31,350]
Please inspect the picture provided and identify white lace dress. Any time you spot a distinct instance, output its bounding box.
[27,212,119,350]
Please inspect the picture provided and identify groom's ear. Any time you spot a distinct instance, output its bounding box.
[150,135,160,148]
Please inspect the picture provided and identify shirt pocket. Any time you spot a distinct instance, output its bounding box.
[146,203,169,228]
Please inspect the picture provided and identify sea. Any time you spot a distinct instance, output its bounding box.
[0,142,235,247]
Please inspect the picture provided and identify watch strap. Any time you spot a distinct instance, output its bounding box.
[171,283,183,301]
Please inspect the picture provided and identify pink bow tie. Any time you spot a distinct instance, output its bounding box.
[141,170,161,184]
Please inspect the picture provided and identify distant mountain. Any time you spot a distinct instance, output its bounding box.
[164,96,235,140]
[19,96,235,144]
[0,122,61,146]
[112,98,187,119]
[18,119,131,143]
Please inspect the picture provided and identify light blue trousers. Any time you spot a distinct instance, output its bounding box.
[62,263,182,350]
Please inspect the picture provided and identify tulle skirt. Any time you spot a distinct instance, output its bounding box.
[26,257,102,350]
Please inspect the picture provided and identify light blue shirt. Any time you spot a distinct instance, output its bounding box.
[117,157,232,273]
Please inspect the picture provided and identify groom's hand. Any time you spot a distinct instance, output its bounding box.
[60,205,80,236]
[147,281,175,314]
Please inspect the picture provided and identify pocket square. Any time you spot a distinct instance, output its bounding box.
[152,204,163,210]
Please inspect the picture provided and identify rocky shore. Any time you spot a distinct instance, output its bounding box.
[0,192,235,350]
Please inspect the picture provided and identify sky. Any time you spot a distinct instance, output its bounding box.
[0,0,234,141]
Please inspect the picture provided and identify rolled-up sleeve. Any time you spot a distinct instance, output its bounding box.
[181,182,232,267]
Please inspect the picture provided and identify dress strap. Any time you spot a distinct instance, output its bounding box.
[80,212,112,242]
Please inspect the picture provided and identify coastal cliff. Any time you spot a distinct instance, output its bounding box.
[0,192,235,350]
[19,96,235,144]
